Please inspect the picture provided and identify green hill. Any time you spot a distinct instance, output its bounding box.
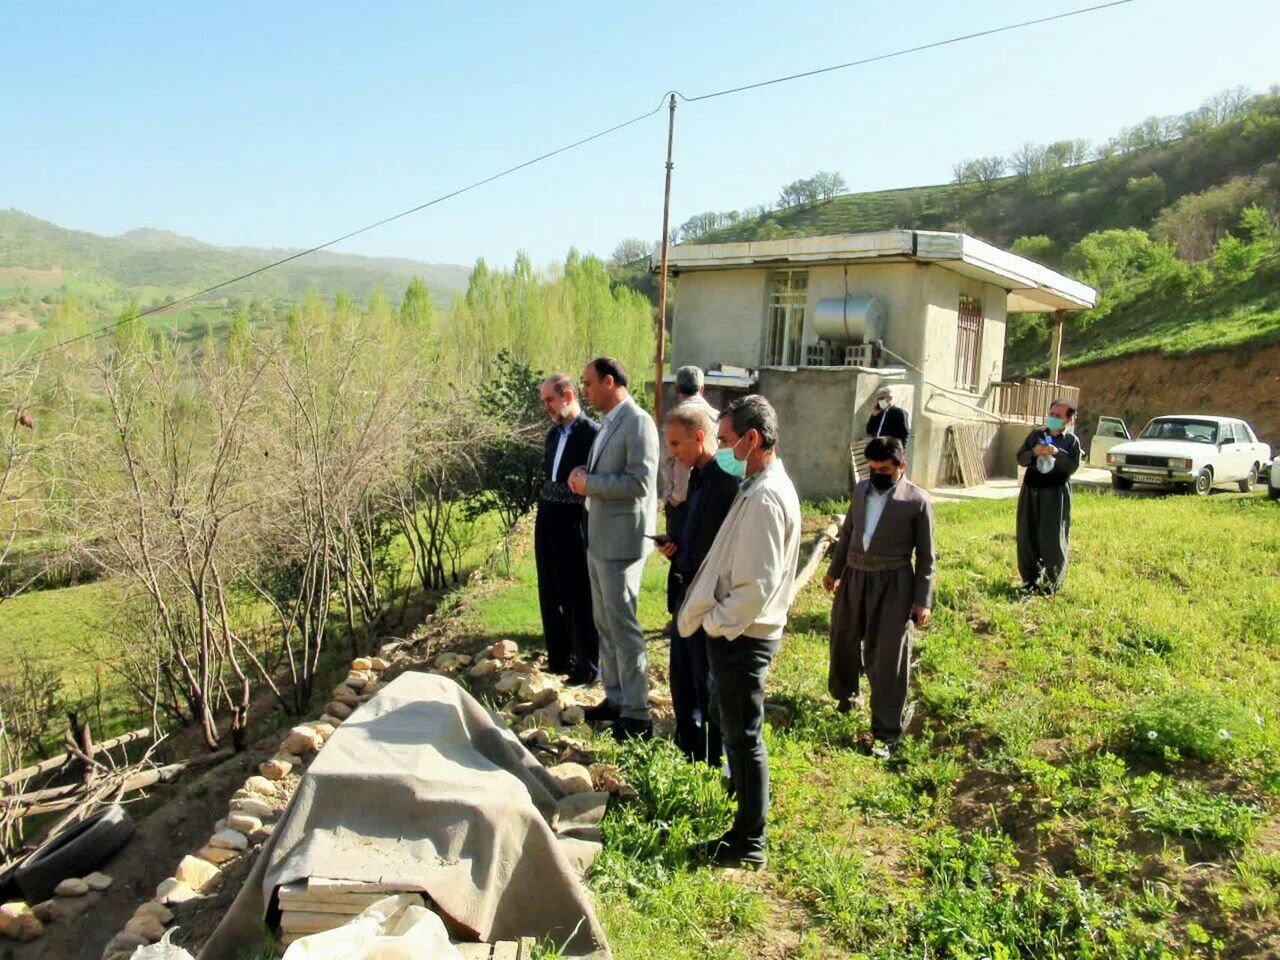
[0,208,471,345]
[688,89,1280,374]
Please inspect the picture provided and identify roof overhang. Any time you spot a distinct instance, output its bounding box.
[662,229,1096,312]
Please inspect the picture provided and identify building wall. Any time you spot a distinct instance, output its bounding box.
[669,262,1016,491]
[670,262,932,373]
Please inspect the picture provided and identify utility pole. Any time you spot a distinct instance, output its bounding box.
[654,93,676,421]
[1049,308,1065,383]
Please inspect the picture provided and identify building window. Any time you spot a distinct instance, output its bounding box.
[954,296,983,392]
[764,270,808,366]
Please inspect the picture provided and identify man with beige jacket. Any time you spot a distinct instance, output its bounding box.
[677,395,801,867]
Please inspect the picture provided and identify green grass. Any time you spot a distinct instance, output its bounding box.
[455,490,1280,959]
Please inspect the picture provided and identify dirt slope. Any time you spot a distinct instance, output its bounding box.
[1066,343,1280,448]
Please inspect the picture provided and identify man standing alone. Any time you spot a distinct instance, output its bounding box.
[1015,399,1081,594]
[535,373,600,684]
[678,395,801,866]
[568,357,659,740]
[657,403,740,767]
[866,387,909,444]
[824,436,935,759]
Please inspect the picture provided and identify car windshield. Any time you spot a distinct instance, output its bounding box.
[1138,418,1219,444]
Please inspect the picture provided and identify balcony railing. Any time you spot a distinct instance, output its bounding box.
[989,379,1081,424]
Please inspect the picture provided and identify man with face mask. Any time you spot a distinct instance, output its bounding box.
[678,395,801,867]
[824,436,935,760]
[1015,399,1081,594]
[865,388,909,444]
[536,374,601,683]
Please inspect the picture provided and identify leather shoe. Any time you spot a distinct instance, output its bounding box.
[693,834,766,868]
[565,669,599,688]
[582,699,621,724]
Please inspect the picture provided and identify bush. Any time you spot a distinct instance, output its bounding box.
[1123,688,1255,763]
[1010,235,1059,266]
[1211,233,1263,281]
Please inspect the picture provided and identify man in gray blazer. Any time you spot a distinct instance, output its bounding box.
[567,357,660,739]
[823,436,935,759]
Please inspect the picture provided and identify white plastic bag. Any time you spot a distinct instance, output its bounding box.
[130,929,196,959]
[281,893,463,960]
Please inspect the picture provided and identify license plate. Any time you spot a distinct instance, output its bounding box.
[1130,471,1165,481]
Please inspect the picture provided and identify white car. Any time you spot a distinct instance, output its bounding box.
[1105,414,1271,495]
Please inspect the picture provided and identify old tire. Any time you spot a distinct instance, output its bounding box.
[1239,464,1258,493]
[1111,473,1134,492]
[1194,467,1214,496]
[15,803,134,903]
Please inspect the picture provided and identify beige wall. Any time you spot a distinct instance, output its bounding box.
[670,262,933,373]
[669,262,1017,491]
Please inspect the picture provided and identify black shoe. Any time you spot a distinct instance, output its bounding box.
[547,661,572,677]
[565,669,599,688]
[836,698,853,715]
[871,738,900,761]
[693,834,766,868]
[582,699,622,724]
[613,717,653,741]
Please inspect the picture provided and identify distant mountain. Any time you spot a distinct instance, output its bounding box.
[0,208,472,306]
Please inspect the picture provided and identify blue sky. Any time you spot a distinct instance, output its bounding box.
[3,0,1279,273]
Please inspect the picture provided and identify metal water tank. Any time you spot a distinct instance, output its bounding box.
[812,296,887,344]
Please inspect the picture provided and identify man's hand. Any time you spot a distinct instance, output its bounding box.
[823,574,838,592]
[910,605,931,627]
[1033,444,1057,457]
[658,540,677,559]
[567,466,588,495]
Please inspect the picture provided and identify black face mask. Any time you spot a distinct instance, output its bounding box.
[869,471,896,491]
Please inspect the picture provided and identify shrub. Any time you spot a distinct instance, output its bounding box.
[1211,233,1263,281]
[1123,688,1255,763]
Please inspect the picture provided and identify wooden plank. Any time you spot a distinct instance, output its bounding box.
[516,936,537,960]
[454,945,493,960]
[280,910,350,934]
[492,942,519,960]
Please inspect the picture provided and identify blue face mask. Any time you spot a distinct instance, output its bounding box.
[1045,416,1066,432]
[714,447,747,478]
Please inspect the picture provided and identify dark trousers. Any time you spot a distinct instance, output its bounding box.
[706,635,778,851]
[1017,484,1072,592]
[670,629,722,767]
[534,503,598,677]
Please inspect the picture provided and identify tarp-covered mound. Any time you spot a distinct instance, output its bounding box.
[200,672,609,958]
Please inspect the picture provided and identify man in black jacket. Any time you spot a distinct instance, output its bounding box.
[657,402,741,766]
[1015,399,1082,594]
[536,373,600,683]
[866,388,909,444]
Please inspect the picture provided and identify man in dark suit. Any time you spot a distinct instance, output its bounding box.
[865,388,909,444]
[536,373,600,684]
[656,402,741,767]
[824,436,935,759]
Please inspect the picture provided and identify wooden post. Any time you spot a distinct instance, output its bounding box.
[654,94,676,422]
[1049,309,1065,384]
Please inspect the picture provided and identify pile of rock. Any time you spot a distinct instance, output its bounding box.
[1,872,114,944]
[96,651,397,958]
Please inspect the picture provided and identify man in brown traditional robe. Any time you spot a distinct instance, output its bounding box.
[824,436,936,758]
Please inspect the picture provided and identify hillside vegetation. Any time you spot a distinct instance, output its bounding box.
[674,88,1280,374]
[0,208,471,347]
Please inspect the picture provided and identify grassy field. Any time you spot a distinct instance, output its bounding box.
[459,490,1280,959]
[0,510,508,749]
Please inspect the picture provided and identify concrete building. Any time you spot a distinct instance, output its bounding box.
[663,230,1097,498]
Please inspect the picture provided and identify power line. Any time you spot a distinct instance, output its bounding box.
[3,0,1135,378]
[3,93,673,375]
[679,0,1136,102]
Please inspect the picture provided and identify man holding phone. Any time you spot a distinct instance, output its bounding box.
[824,436,935,760]
[657,403,741,767]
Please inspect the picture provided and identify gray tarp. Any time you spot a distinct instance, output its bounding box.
[199,672,609,959]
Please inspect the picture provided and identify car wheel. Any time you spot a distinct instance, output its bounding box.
[1269,484,1280,501]
[1110,474,1134,491]
[1239,464,1258,493]
[1194,467,1214,496]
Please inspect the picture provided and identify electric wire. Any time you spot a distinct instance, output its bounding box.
[3,0,1136,378]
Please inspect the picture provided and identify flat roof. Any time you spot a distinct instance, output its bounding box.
[662,229,1097,313]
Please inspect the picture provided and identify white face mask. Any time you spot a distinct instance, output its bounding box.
[876,397,891,409]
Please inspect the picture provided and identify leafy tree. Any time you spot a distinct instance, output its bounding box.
[469,350,545,529]
[611,238,652,265]
[1010,235,1059,266]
